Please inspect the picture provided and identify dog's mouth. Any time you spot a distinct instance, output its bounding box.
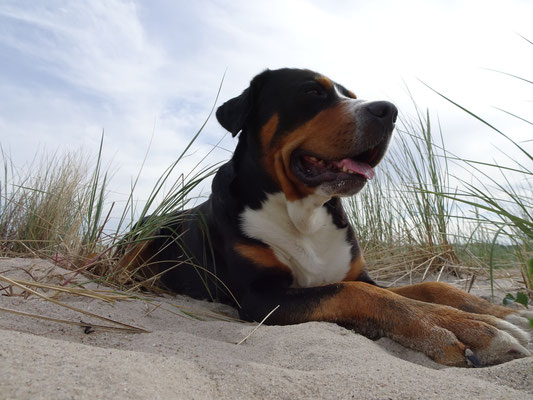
[291,140,389,187]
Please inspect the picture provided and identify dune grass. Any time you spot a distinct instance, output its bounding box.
[0,145,104,260]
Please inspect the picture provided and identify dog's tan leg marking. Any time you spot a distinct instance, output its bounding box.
[311,282,530,366]
[390,282,515,318]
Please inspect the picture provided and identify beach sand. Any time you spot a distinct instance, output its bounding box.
[1,257,532,399]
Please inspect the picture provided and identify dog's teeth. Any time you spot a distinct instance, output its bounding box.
[318,160,325,166]
[348,170,354,174]
[342,166,348,172]
[310,156,318,161]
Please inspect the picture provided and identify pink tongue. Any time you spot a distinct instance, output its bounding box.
[332,158,375,180]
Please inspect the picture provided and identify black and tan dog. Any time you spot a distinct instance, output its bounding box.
[121,68,531,366]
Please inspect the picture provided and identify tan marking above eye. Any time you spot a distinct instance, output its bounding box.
[347,90,357,99]
[315,76,334,90]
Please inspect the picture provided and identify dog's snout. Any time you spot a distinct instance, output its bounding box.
[365,101,398,124]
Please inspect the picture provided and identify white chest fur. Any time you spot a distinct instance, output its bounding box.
[240,192,352,288]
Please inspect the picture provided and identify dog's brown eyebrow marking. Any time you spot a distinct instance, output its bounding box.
[346,90,357,99]
[315,76,333,90]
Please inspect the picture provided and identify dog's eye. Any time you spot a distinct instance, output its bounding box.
[305,87,326,97]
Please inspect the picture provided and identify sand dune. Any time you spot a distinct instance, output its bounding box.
[1,258,531,399]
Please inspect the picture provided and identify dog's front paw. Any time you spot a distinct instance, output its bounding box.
[393,304,531,367]
[468,315,531,366]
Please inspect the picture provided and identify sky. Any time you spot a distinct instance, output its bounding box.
[0,0,532,227]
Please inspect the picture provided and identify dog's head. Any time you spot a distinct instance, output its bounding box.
[216,68,397,200]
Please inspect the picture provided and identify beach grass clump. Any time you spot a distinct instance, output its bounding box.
[0,144,106,261]
[425,88,532,292]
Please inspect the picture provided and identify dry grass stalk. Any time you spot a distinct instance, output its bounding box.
[0,274,148,333]
[0,275,131,303]
[0,305,146,333]
[236,305,280,345]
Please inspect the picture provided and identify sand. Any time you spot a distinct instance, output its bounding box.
[1,257,532,399]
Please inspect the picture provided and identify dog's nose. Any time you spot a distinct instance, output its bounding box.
[365,101,398,124]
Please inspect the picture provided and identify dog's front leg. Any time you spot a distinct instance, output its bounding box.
[240,281,530,367]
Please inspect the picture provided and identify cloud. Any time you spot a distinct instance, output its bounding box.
[0,1,167,101]
[0,1,232,215]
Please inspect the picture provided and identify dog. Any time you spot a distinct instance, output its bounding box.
[120,68,532,367]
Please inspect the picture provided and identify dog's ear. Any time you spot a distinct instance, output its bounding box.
[216,70,270,137]
[216,87,252,137]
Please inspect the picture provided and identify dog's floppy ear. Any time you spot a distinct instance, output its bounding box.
[216,70,270,137]
[216,87,252,137]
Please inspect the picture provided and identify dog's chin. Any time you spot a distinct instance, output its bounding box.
[316,178,368,197]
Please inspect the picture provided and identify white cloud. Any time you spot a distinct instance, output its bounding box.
[0,1,167,101]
